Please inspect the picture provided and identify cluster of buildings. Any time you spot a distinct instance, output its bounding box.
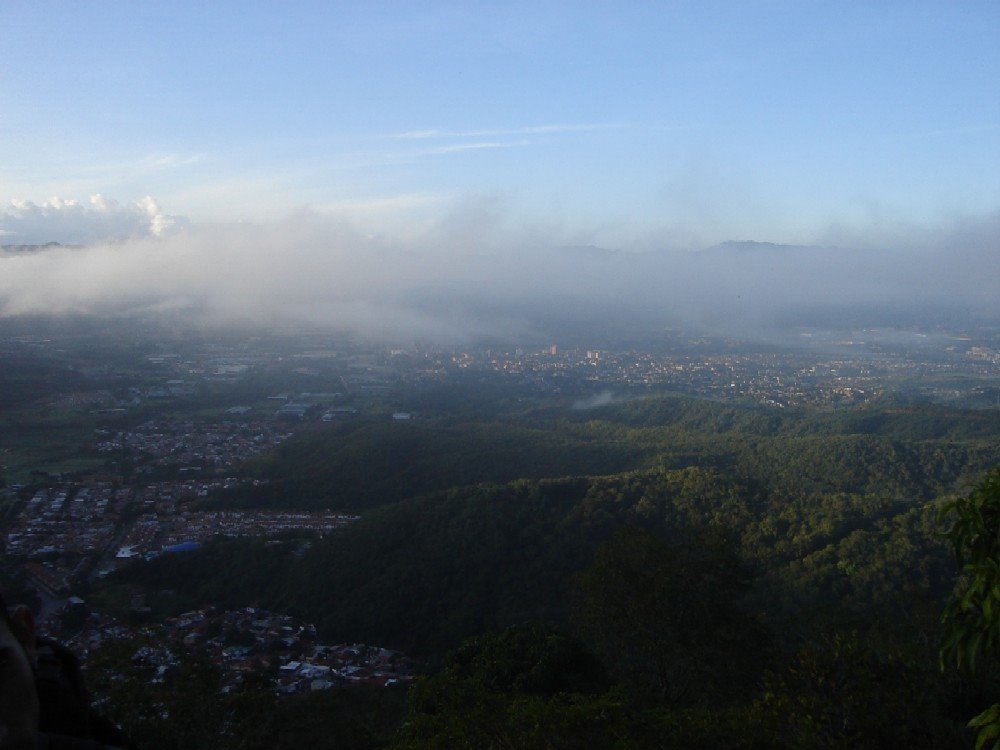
[455,341,996,408]
[2,475,356,596]
[5,484,125,559]
[58,605,412,695]
[284,336,992,410]
[113,508,357,562]
[94,419,292,473]
[439,347,878,407]
[1,405,399,697]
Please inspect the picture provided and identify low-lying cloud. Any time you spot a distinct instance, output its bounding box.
[573,391,627,410]
[0,195,183,245]
[0,197,997,344]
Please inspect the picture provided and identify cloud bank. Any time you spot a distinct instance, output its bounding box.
[0,195,183,245]
[0,197,997,344]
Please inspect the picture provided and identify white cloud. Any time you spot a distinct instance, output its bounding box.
[0,201,996,343]
[418,140,532,155]
[377,124,621,166]
[0,195,185,245]
[390,123,621,139]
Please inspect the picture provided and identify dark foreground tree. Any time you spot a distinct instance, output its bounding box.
[940,468,1000,750]
[394,622,618,749]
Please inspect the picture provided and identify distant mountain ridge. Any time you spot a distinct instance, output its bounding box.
[558,239,839,259]
[1,241,81,253]
[699,240,828,255]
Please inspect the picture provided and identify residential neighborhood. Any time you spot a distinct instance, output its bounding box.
[59,606,414,695]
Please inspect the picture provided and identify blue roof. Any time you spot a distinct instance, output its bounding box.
[164,541,200,553]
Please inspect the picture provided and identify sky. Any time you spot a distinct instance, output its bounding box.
[0,2,997,339]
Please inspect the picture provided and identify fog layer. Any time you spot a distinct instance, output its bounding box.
[1,204,997,343]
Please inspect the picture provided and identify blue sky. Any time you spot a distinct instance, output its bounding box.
[1,1,998,247]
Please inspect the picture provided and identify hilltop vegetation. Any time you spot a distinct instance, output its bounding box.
[98,395,1000,747]
[212,396,999,512]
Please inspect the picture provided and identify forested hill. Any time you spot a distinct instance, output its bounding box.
[120,464,968,655]
[116,396,999,653]
[103,396,999,747]
[211,396,1000,511]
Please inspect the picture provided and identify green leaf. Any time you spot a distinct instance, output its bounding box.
[970,703,1000,750]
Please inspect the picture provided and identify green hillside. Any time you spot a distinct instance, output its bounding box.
[99,396,1000,747]
[211,396,1000,512]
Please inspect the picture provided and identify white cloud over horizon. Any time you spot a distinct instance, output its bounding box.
[0,195,184,245]
[0,196,996,344]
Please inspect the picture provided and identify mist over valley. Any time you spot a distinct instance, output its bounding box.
[1,3,998,748]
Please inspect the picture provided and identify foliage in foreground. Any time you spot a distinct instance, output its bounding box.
[940,468,1000,750]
